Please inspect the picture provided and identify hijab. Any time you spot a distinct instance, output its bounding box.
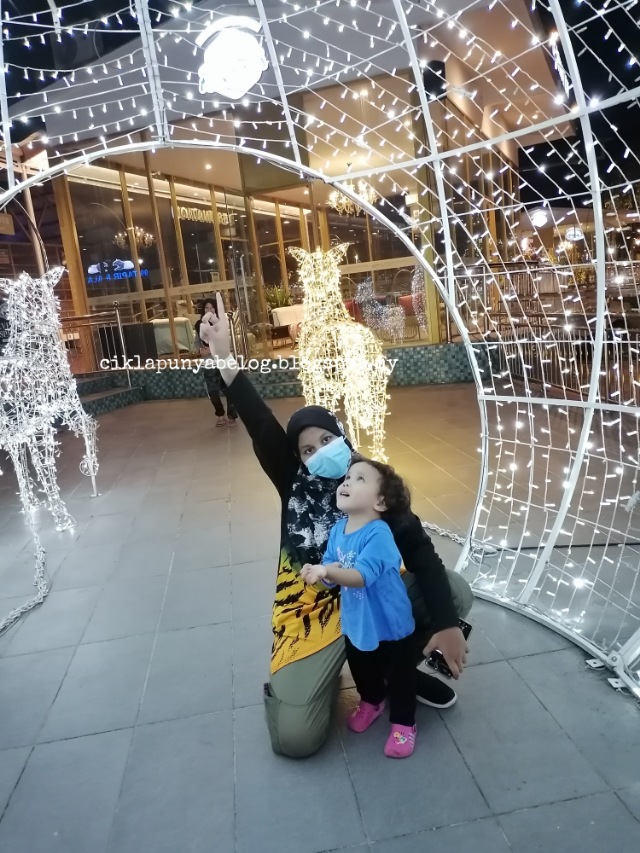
[284,406,352,565]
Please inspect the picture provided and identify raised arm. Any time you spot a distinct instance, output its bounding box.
[388,510,468,678]
[227,372,299,496]
[200,295,299,497]
[388,511,459,632]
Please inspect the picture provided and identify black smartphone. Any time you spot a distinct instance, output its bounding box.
[425,619,472,680]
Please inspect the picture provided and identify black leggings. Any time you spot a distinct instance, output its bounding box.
[345,635,416,727]
[203,370,237,419]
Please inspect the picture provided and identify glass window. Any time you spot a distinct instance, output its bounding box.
[144,177,181,287]
[174,192,219,286]
[326,210,369,263]
[278,206,303,292]
[67,178,136,298]
[373,195,419,260]
[252,204,281,287]
[124,183,164,293]
[278,207,302,248]
[299,207,314,251]
[217,190,251,282]
[219,192,262,329]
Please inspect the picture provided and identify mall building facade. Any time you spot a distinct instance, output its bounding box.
[2,4,569,361]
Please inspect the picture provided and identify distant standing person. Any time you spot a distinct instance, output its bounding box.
[195,299,238,428]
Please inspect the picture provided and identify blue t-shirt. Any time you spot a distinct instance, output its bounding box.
[323,517,415,651]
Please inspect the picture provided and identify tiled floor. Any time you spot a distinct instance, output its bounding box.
[0,384,639,853]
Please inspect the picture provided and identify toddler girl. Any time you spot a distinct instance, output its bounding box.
[301,455,417,758]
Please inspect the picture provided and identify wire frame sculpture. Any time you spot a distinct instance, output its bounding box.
[0,268,98,635]
[291,246,391,462]
[1,0,640,697]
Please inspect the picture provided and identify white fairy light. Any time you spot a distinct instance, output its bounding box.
[328,179,378,215]
[0,268,99,632]
[1,0,639,696]
[291,247,390,462]
[354,278,405,344]
[411,267,428,332]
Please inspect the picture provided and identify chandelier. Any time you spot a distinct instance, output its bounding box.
[113,226,155,250]
[328,180,378,216]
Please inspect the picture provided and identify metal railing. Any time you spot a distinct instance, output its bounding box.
[60,303,131,387]
[483,325,640,406]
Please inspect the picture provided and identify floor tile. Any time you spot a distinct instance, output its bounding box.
[76,512,135,546]
[371,818,512,853]
[234,703,366,853]
[184,482,232,503]
[232,615,273,709]
[498,792,640,853]
[2,390,640,851]
[4,587,100,656]
[231,558,277,619]
[0,529,34,558]
[464,627,505,667]
[230,520,280,565]
[342,696,490,842]
[138,623,233,724]
[469,599,573,658]
[0,647,75,749]
[38,635,154,742]
[442,660,562,747]
[158,567,232,631]
[109,535,177,581]
[51,543,121,590]
[0,551,64,599]
[123,511,182,542]
[178,498,229,530]
[0,598,27,657]
[511,649,640,789]
[616,784,640,821]
[0,730,131,853]
[172,530,232,572]
[0,747,30,815]
[457,732,608,813]
[82,575,167,643]
[108,713,234,853]
[82,490,148,518]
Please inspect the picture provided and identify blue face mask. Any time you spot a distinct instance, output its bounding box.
[305,437,351,480]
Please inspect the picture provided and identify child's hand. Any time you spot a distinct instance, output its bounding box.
[301,563,327,584]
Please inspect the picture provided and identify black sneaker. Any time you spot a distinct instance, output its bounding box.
[415,664,457,709]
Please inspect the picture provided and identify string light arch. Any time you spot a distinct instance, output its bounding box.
[1,0,640,699]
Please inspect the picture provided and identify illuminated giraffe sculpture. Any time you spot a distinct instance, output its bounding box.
[290,245,391,462]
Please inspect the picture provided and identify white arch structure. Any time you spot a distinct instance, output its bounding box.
[1,0,640,697]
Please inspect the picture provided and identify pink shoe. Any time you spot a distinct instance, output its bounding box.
[384,724,417,758]
[347,700,384,733]
[216,416,227,427]
[227,417,237,427]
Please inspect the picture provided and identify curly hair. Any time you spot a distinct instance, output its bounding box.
[349,453,411,517]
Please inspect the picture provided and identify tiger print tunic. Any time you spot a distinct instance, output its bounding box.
[271,546,342,671]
